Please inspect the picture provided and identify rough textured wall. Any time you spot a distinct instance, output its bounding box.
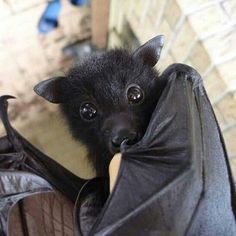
[108,0,236,176]
[0,0,93,177]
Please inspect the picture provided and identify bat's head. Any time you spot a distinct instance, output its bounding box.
[34,35,164,176]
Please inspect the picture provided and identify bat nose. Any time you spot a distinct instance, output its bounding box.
[111,129,137,148]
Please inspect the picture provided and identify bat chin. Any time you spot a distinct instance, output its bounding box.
[109,145,121,156]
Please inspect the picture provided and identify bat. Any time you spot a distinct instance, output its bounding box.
[0,42,235,235]
[34,35,165,176]
[73,64,236,235]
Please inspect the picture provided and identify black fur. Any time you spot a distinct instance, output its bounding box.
[34,36,165,176]
[60,49,163,176]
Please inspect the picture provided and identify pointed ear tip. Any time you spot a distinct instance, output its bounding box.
[33,82,43,95]
[33,77,67,104]
[33,80,52,98]
[156,35,164,46]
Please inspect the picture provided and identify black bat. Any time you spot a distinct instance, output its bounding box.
[0,44,235,235]
[74,64,236,235]
[34,36,165,176]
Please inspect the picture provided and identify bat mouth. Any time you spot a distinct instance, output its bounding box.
[111,139,128,152]
[108,135,141,155]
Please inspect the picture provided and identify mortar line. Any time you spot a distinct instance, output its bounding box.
[155,0,171,29]
[212,89,236,105]
[162,15,186,58]
[222,122,236,133]
[185,0,225,16]
[182,38,198,63]
[140,0,151,25]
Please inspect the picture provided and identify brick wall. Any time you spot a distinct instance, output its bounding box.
[108,0,236,176]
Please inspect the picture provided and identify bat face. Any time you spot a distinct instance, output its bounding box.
[34,35,164,176]
[61,50,163,175]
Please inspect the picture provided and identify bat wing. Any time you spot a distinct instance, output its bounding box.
[76,64,236,236]
[0,95,88,236]
[0,170,52,235]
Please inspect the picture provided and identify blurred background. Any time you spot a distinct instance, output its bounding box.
[0,0,235,178]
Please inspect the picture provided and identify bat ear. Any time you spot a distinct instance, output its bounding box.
[132,35,164,67]
[34,76,68,104]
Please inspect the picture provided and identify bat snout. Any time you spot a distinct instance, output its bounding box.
[111,129,138,148]
[103,113,141,154]
[109,127,140,154]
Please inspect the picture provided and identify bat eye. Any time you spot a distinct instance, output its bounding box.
[80,102,97,121]
[126,84,144,105]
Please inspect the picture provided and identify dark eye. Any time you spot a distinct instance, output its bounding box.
[80,102,97,121]
[126,84,144,105]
